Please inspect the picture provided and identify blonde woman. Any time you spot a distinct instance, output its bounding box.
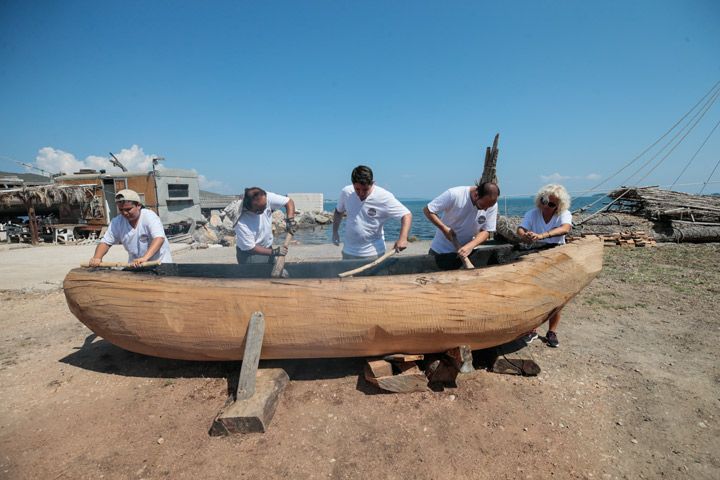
[516,184,573,347]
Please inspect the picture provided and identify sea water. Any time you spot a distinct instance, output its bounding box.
[290,195,609,246]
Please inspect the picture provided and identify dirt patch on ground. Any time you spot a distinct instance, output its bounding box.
[1,244,718,479]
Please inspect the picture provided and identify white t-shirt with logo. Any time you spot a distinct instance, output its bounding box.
[101,209,173,263]
[234,192,289,251]
[335,185,411,257]
[427,186,498,254]
[520,208,573,245]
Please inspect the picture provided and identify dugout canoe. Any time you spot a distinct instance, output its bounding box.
[63,236,603,361]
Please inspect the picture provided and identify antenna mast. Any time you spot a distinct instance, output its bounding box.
[109,152,128,172]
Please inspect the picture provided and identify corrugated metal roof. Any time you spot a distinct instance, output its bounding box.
[0,170,53,185]
[199,190,241,209]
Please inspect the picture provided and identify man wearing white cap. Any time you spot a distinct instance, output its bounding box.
[88,189,173,267]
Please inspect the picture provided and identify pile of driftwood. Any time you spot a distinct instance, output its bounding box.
[572,212,655,238]
[578,187,720,244]
[496,208,720,246]
[606,187,720,223]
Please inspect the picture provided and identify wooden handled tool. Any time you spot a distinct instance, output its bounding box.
[81,260,162,268]
[270,232,293,278]
[338,249,396,278]
[451,238,475,270]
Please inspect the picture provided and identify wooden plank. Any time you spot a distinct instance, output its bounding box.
[209,368,289,435]
[237,312,265,400]
[364,360,427,393]
[365,359,393,379]
[396,361,422,374]
[383,353,424,363]
[374,374,427,394]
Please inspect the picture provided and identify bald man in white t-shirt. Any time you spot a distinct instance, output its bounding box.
[332,165,412,260]
[234,187,296,264]
[423,181,500,270]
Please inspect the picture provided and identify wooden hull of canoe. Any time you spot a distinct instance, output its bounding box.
[63,237,603,361]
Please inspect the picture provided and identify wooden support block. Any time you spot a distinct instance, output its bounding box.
[383,353,424,363]
[237,312,265,400]
[425,358,459,386]
[491,357,541,376]
[209,368,289,435]
[444,345,474,373]
[397,361,422,374]
[366,359,393,378]
[364,360,428,393]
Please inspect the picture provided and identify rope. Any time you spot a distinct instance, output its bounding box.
[698,156,720,195]
[572,80,720,214]
[670,118,720,189]
[629,87,720,186]
[575,188,634,225]
[574,81,720,199]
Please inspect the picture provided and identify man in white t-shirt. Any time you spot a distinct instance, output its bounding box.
[234,187,296,264]
[89,189,173,267]
[423,181,500,269]
[332,165,412,260]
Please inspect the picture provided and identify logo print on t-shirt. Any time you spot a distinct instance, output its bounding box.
[477,214,486,225]
[367,208,377,217]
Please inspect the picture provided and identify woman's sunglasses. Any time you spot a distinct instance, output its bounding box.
[541,198,557,208]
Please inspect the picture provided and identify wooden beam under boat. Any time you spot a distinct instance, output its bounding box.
[63,237,603,361]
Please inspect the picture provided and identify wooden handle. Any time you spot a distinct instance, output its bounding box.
[451,238,475,270]
[270,232,293,278]
[338,250,396,278]
[81,260,162,268]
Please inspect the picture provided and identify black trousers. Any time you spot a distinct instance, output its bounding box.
[236,248,274,265]
[428,248,463,271]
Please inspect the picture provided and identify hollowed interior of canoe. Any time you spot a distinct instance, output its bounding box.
[154,242,517,279]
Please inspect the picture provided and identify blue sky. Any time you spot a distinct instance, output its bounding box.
[1,0,719,198]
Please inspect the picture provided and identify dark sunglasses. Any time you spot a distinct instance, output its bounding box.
[541,198,557,208]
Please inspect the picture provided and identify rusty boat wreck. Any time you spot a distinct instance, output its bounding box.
[63,236,603,361]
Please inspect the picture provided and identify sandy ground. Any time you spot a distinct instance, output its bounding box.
[0,243,191,291]
[0,241,718,479]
